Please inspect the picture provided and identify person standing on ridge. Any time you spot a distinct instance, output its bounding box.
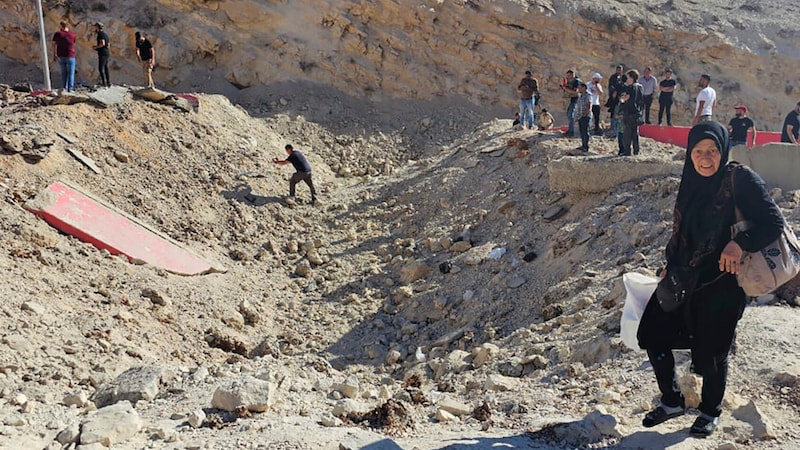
[692,74,716,126]
[727,105,756,149]
[587,73,604,135]
[135,31,155,88]
[658,69,677,126]
[620,70,644,156]
[561,69,581,137]
[272,144,317,205]
[574,82,592,152]
[51,21,77,93]
[640,67,657,124]
[92,22,111,87]
[517,70,538,130]
[780,101,800,145]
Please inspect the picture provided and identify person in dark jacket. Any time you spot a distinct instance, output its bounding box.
[619,69,643,156]
[92,22,111,87]
[637,121,784,437]
[272,144,317,205]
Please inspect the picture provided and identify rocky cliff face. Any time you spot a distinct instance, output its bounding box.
[1,0,799,130]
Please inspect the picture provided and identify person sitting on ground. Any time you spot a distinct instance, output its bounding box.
[637,121,783,438]
[537,108,555,130]
[272,144,317,205]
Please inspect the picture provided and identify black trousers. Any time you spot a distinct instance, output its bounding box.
[643,94,654,123]
[647,349,729,417]
[578,116,590,150]
[289,171,316,200]
[98,54,110,87]
[591,105,601,133]
[621,115,640,155]
[658,96,673,125]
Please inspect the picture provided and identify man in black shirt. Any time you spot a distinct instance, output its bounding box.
[781,102,800,145]
[273,144,317,204]
[92,22,111,87]
[135,31,155,88]
[727,105,756,149]
[658,69,677,126]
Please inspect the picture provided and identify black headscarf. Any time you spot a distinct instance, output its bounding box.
[666,121,733,269]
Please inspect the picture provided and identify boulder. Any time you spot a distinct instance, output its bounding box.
[211,376,277,412]
[80,401,143,447]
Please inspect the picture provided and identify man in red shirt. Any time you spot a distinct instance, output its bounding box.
[51,21,77,92]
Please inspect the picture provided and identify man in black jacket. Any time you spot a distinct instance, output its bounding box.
[619,70,644,156]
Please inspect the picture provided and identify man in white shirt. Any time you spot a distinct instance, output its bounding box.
[692,74,716,126]
[640,67,657,124]
[587,73,604,135]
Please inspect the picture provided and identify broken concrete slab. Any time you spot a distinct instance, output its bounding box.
[56,131,78,144]
[87,85,129,107]
[64,148,102,174]
[548,155,680,194]
[24,181,226,275]
[731,143,800,191]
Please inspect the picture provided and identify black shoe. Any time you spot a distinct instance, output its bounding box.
[642,404,685,428]
[689,414,718,437]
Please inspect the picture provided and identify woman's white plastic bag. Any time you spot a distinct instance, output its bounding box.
[620,272,659,351]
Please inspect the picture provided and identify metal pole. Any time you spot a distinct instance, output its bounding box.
[35,0,52,90]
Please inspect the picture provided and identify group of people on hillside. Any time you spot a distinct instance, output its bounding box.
[51,20,155,92]
[515,66,800,154]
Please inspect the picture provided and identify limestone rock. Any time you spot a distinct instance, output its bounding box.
[485,374,518,392]
[141,288,171,306]
[92,366,169,408]
[63,391,89,408]
[80,401,143,447]
[187,409,206,428]
[332,399,364,417]
[334,375,360,399]
[56,422,80,445]
[449,240,472,253]
[472,343,500,368]
[435,408,458,423]
[732,400,776,440]
[20,301,45,315]
[399,260,431,284]
[211,376,277,412]
[437,397,471,417]
[678,373,702,409]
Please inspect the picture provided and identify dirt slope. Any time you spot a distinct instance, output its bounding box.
[0,83,799,449]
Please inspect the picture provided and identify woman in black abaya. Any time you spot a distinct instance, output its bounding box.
[637,121,783,437]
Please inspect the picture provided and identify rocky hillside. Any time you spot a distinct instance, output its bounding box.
[1,83,799,449]
[2,1,800,132]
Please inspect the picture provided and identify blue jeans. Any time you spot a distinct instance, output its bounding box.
[519,98,535,128]
[58,57,76,91]
[567,98,577,135]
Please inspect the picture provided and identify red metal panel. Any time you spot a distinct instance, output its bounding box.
[26,182,222,276]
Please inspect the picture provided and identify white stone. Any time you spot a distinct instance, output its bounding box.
[211,376,277,412]
[80,401,143,447]
[485,374,518,392]
[11,393,27,406]
[56,421,80,445]
[472,343,500,368]
[732,399,776,440]
[435,408,458,423]
[63,391,89,408]
[335,375,360,399]
[21,301,45,315]
[187,409,205,428]
[321,414,342,427]
[595,390,621,404]
[437,397,471,416]
[332,399,363,417]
